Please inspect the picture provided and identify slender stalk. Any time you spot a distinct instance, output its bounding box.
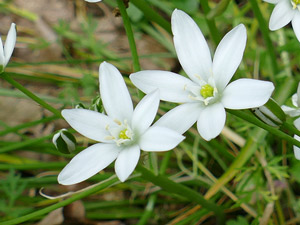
[130,0,171,34]
[0,176,119,225]
[227,109,300,148]
[0,116,57,136]
[136,164,225,225]
[282,122,300,137]
[0,134,53,154]
[201,0,221,45]
[116,0,141,72]
[1,73,61,118]
[249,0,279,75]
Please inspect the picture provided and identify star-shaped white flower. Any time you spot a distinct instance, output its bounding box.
[85,0,102,2]
[58,62,184,185]
[0,23,16,72]
[264,0,300,42]
[130,9,274,141]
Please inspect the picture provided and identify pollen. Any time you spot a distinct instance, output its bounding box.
[293,0,300,4]
[119,129,130,139]
[200,84,214,99]
[292,0,300,9]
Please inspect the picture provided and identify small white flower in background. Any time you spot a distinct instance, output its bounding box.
[85,0,102,2]
[0,23,16,72]
[282,82,300,160]
[281,82,300,127]
[58,62,184,185]
[264,0,300,42]
[130,9,275,141]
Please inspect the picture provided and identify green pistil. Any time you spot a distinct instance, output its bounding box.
[293,0,300,4]
[119,129,129,139]
[200,84,214,99]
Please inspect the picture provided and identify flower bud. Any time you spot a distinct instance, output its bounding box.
[89,96,103,113]
[52,129,76,154]
[75,103,86,109]
[252,98,286,127]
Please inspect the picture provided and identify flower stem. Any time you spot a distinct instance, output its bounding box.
[0,176,119,225]
[136,164,225,224]
[1,72,61,118]
[201,0,221,45]
[227,109,300,148]
[282,122,300,137]
[116,0,141,72]
[249,0,279,75]
[130,0,171,34]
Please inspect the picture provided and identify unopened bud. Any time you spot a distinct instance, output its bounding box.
[89,96,103,113]
[75,103,86,109]
[52,129,76,154]
[252,98,286,127]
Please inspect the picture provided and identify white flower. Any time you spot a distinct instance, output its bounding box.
[282,82,300,127]
[0,23,16,72]
[130,9,274,141]
[58,62,184,185]
[282,82,300,160]
[85,0,102,2]
[264,0,300,42]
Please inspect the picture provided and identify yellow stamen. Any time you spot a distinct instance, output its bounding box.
[119,129,129,139]
[200,84,214,99]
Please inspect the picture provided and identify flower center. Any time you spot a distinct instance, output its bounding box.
[200,84,214,99]
[119,129,130,139]
[291,0,300,9]
[105,119,135,146]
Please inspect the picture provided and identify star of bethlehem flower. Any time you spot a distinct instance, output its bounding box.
[85,0,102,2]
[282,82,300,159]
[58,62,184,185]
[130,9,275,141]
[0,23,16,72]
[264,0,300,42]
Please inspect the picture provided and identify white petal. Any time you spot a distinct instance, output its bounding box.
[263,0,280,3]
[85,0,102,2]
[3,23,16,67]
[281,105,300,117]
[269,0,295,30]
[130,70,195,103]
[139,126,185,151]
[99,62,133,121]
[115,145,140,182]
[132,90,160,135]
[297,82,300,107]
[294,135,300,160]
[171,9,212,83]
[154,103,202,134]
[212,24,247,91]
[0,36,4,68]
[292,13,300,43]
[62,109,116,142]
[292,93,299,107]
[222,79,274,109]
[58,143,119,185]
[197,103,226,141]
[294,117,300,130]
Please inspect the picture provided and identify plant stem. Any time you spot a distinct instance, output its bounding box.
[249,0,278,75]
[116,0,141,72]
[1,73,61,118]
[136,164,225,224]
[130,0,171,34]
[0,176,119,225]
[201,0,221,45]
[227,109,300,148]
